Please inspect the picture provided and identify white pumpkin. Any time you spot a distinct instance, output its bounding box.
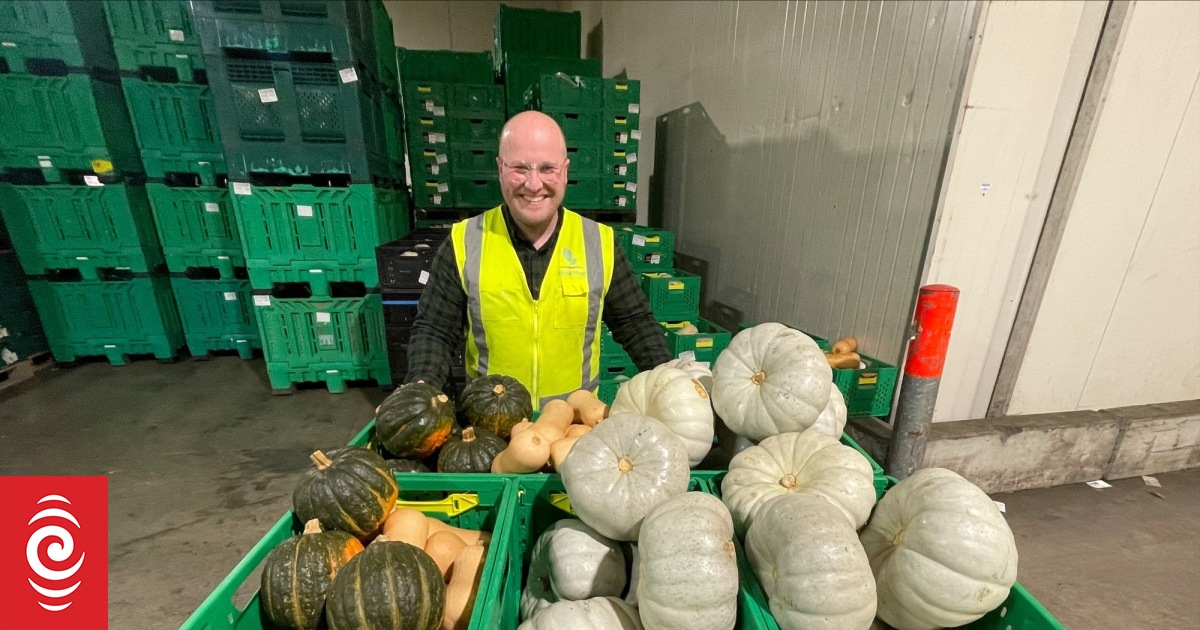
[811,385,847,438]
[637,492,738,630]
[611,365,714,467]
[722,431,876,535]
[711,323,833,441]
[518,596,643,630]
[520,519,627,619]
[860,468,1018,630]
[745,493,877,630]
[560,412,690,541]
[661,357,713,392]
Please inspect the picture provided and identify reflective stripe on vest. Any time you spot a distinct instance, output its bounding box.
[452,207,614,409]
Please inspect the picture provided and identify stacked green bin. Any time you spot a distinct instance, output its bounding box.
[398,49,502,210]
[494,5,583,78]
[0,251,48,365]
[640,269,701,321]
[611,223,674,271]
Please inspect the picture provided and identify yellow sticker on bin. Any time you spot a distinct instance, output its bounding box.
[696,338,713,348]
[645,236,660,243]
[91,159,114,174]
[859,374,878,385]
[668,280,684,290]
[395,492,479,517]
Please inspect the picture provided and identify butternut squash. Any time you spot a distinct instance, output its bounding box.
[425,530,468,579]
[510,419,534,437]
[490,428,551,473]
[442,544,487,630]
[382,508,428,547]
[549,435,584,470]
[565,424,593,438]
[568,389,609,426]
[831,336,858,355]
[532,399,574,441]
[826,352,861,369]
[427,518,491,546]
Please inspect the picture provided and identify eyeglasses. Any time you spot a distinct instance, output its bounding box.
[500,159,567,181]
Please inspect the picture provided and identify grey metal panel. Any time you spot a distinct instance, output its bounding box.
[649,0,976,362]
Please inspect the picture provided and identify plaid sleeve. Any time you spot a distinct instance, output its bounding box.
[602,242,673,370]
[406,238,465,389]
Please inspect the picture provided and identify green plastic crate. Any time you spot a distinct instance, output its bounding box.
[148,184,243,275]
[603,145,639,178]
[414,179,455,208]
[604,112,641,144]
[599,352,638,381]
[603,78,641,112]
[562,176,601,209]
[833,353,899,418]
[453,178,501,209]
[368,0,399,91]
[169,277,259,358]
[502,54,600,115]
[121,78,223,159]
[398,48,493,84]
[664,318,731,364]
[0,74,142,180]
[565,143,601,171]
[403,81,450,114]
[612,224,674,270]
[600,176,637,210]
[181,473,518,630]
[543,107,603,145]
[28,275,184,364]
[494,6,581,75]
[103,0,204,75]
[640,269,701,321]
[193,1,377,68]
[448,115,504,144]
[449,144,500,177]
[411,147,451,178]
[0,184,165,279]
[450,83,505,113]
[254,292,391,393]
[0,0,118,72]
[231,183,408,291]
[410,111,452,135]
[530,72,603,109]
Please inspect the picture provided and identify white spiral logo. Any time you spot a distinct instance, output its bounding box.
[27,494,86,612]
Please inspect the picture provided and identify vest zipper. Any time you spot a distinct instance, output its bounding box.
[532,301,539,404]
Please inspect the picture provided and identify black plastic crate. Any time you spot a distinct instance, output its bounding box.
[376,239,438,294]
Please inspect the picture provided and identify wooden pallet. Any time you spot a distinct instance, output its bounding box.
[0,351,53,392]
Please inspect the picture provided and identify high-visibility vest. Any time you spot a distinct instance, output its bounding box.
[451,206,615,409]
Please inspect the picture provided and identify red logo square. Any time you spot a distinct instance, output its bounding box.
[0,476,108,630]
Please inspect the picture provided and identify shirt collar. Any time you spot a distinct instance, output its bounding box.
[501,204,564,253]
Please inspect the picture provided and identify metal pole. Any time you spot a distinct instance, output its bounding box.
[886,284,960,479]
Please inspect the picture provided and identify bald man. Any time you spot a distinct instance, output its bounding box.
[406,111,671,408]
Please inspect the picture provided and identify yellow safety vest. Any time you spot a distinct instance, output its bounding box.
[451,206,615,409]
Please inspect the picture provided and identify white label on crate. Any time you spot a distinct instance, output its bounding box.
[616,164,628,176]
[994,501,1006,514]
[258,87,278,103]
[169,29,186,42]
[223,292,238,301]
[253,295,271,307]
[296,204,314,217]
[617,132,629,144]
[436,153,448,164]
[424,100,434,112]
[429,132,446,144]
[236,339,248,343]
[309,268,323,274]
[316,312,331,323]
[419,270,430,285]
[326,369,339,373]
[175,54,189,59]
[1,42,16,48]
[339,67,359,83]
[1,348,16,366]
[680,350,696,361]
[75,257,89,261]
[617,196,627,207]
[649,253,661,264]
[218,255,230,260]
[628,103,640,114]
[631,129,642,140]
[1086,480,1112,489]
[83,175,104,187]
[626,182,638,193]
[437,183,449,193]
[232,182,252,195]
[0,326,9,340]
[432,194,443,205]
[204,202,220,213]
[626,152,638,164]
[632,234,647,247]
[432,106,446,117]
[104,345,117,348]
[318,335,335,346]
[38,157,53,168]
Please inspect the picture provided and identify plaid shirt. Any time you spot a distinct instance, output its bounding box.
[407,206,671,389]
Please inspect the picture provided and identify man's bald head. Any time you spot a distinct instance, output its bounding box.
[499,110,567,161]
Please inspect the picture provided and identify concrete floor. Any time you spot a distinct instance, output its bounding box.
[2,356,1197,629]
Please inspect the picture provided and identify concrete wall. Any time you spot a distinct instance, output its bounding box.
[921,2,1107,421]
[1008,1,1200,415]
[383,1,566,51]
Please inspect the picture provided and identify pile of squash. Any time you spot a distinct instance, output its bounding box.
[258,446,493,630]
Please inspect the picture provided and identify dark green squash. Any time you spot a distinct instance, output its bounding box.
[293,448,398,540]
[260,519,364,630]
[437,426,507,473]
[385,458,430,474]
[325,539,446,630]
[460,374,532,438]
[376,383,456,459]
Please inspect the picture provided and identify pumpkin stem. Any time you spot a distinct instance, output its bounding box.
[462,427,476,442]
[374,534,392,545]
[310,450,334,470]
[692,379,709,399]
[892,530,905,547]
[617,457,634,473]
[492,383,506,397]
[750,371,767,386]
[723,539,736,559]
[434,394,449,405]
[779,474,798,489]
[303,519,323,535]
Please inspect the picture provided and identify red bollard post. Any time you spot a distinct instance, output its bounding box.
[885,284,960,479]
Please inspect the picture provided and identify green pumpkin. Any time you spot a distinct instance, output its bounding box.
[325,539,446,630]
[377,383,456,459]
[437,426,507,473]
[385,458,430,474]
[293,448,398,540]
[460,374,532,438]
[260,519,364,630]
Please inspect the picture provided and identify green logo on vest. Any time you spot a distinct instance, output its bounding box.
[562,248,578,266]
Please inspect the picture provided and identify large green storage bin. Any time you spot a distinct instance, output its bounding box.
[147,184,242,275]
[0,74,142,180]
[232,184,408,291]
[103,0,204,76]
[397,48,493,84]
[0,184,164,278]
[181,473,517,630]
[121,78,223,162]
[494,6,581,75]
[27,275,184,364]
[0,0,118,73]
[193,1,377,72]
[169,276,259,358]
[254,292,390,392]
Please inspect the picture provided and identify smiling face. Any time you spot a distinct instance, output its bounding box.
[497,111,570,231]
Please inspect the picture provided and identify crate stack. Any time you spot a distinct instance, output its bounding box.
[193,0,406,394]
[1,240,49,381]
[99,0,260,361]
[397,49,504,218]
[0,0,185,366]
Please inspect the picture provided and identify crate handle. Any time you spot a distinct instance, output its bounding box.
[395,492,479,517]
